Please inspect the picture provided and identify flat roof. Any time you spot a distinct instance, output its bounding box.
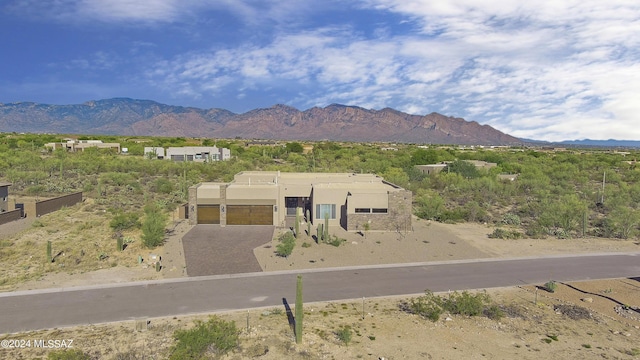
[0,182,11,187]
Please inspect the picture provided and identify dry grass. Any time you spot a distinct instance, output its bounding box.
[0,201,158,291]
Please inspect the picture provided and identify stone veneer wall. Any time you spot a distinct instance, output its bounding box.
[219,184,227,226]
[188,187,197,225]
[347,189,412,232]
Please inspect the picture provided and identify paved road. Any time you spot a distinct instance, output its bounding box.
[1,253,638,334]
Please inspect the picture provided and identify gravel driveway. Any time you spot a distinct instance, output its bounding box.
[181,225,274,276]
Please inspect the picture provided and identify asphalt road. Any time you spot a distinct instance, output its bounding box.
[0,253,638,334]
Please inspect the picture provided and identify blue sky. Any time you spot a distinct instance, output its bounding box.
[1,1,639,142]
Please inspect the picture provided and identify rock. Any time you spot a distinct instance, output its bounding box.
[581,297,593,303]
[445,317,453,321]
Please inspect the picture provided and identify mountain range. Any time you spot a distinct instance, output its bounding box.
[2,98,523,145]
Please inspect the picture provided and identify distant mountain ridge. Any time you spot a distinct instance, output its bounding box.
[0,98,523,145]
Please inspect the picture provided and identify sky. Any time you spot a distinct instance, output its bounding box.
[1,1,639,142]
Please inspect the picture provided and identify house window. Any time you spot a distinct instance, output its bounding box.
[372,208,388,213]
[315,204,336,219]
[355,208,371,213]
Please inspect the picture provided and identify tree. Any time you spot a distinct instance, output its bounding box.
[443,160,480,179]
[286,142,304,153]
[608,206,640,239]
[141,203,167,248]
[415,189,445,221]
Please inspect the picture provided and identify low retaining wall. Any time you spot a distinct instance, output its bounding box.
[0,209,23,226]
[23,192,83,217]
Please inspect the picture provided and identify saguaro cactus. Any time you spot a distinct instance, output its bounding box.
[324,213,329,241]
[317,224,323,243]
[117,237,123,251]
[46,240,52,263]
[295,274,303,344]
[295,209,300,238]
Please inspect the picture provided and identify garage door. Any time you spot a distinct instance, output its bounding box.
[197,205,220,224]
[227,205,273,225]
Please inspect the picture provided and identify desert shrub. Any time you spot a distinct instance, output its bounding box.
[141,203,167,248]
[442,290,490,316]
[403,290,497,321]
[153,178,174,194]
[275,232,295,258]
[439,208,467,223]
[403,291,444,322]
[25,185,46,196]
[47,349,91,360]
[327,235,346,247]
[488,228,522,239]
[544,280,557,293]
[336,325,352,345]
[484,305,505,320]
[501,213,521,226]
[109,211,141,231]
[169,316,239,360]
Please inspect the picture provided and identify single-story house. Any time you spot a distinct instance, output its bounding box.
[414,160,497,175]
[189,171,412,232]
[146,146,230,162]
[45,140,121,153]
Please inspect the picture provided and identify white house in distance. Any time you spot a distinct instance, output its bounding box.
[144,146,230,162]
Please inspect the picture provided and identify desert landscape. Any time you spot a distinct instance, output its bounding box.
[1,210,639,359]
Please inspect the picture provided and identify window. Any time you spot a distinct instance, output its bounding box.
[372,208,388,213]
[315,204,336,219]
[355,208,371,213]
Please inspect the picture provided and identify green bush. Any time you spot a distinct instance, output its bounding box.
[488,228,522,239]
[405,291,444,322]
[403,290,497,322]
[275,232,295,257]
[109,211,141,231]
[544,281,557,293]
[154,178,174,194]
[141,204,167,248]
[501,213,521,226]
[327,235,346,247]
[336,325,352,345]
[484,305,505,320]
[442,290,490,317]
[170,316,239,360]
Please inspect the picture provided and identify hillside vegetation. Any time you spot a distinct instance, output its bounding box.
[0,133,639,287]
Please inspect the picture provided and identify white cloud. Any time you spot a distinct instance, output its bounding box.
[98,0,640,141]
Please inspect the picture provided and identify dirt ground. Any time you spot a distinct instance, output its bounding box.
[1,217,639,359]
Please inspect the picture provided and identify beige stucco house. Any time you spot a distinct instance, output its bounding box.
[189,171,412,232]
[45,139,121,153]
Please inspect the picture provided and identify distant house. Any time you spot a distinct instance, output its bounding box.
[144,147,166,159]
[0,182,10,212]
[45,139,121,153]
[145,146,230,162]
[414,160,498,175]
